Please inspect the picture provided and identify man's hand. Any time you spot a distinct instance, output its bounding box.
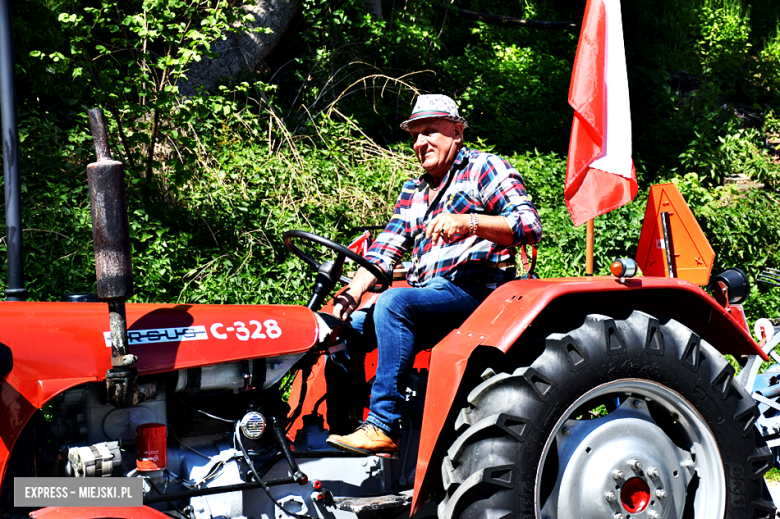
[426,213,470,245]
[332,288,361,321]
[426,212,516,247]
[332,267,378,321]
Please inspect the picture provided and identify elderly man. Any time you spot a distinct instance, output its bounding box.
[326,94,542,457]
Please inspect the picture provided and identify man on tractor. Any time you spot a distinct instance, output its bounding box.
[326,94,543,457]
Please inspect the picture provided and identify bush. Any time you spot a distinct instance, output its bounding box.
[678,119,780,187]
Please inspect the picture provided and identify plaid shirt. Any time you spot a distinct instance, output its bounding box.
[366,146,542,288]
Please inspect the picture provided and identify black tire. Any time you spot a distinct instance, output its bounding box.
[439,310,776,519]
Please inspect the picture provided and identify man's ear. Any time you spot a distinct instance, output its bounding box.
[452,122,464,140]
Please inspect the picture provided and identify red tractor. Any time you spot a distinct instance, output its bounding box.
[1,10,778,519]
[0,113,777,519]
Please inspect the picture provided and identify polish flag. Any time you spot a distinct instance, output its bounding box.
[565,0,637,227]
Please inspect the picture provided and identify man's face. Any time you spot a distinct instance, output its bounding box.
[409,119,463,179]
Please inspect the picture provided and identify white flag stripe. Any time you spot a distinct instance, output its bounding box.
[588,0,633,179]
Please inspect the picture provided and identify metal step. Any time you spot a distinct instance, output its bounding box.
[332,490,413,512]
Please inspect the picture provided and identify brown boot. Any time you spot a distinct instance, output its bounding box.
[326,422,400,458]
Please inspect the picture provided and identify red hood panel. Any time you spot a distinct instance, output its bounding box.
[0,302,319,384]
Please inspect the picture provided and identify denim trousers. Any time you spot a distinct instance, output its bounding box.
[349,276,493,434]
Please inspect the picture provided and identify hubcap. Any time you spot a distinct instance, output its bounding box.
[537,379,726,519]
[621,477,650,513]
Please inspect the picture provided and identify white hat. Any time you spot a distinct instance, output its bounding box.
[400,94,469,131]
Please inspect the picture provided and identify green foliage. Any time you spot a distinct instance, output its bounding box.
[29,0,265,182]
[758,22,780,98]
[695,0,752,86]
[622,0,780,185]
[442,25,575,152]
[1,106,415,305]
[678,120,780,187]
[1,0,779,336]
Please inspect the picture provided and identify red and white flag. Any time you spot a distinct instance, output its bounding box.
[565,0,637,227]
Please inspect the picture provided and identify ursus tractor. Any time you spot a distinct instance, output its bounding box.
[0,109,778,519]
[2,9,780,519]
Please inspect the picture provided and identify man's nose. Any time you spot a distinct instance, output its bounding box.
[414,133,427,150]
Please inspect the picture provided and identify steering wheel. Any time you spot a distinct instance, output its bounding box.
[283,230,391,310]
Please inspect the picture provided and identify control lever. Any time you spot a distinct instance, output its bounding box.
[271,417,308,485]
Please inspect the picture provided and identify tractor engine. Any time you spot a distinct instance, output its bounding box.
[42,355,303,517]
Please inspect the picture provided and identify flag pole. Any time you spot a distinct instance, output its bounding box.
[585,219,594,275]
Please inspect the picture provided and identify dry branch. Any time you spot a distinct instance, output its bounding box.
[449,7,578,31]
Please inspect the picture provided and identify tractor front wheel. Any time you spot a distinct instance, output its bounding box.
[439,310,775,519]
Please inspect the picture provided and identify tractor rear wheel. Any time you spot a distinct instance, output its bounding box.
[439,310,775,519]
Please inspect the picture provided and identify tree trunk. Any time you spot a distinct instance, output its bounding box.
[179,0,301,95]
[364,0,383,20]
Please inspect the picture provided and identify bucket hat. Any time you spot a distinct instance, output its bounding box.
[400,94,469,131]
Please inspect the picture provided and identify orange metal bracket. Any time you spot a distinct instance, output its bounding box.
[635,183,715,285]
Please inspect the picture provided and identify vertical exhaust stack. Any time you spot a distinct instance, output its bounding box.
[0,0,27,301]
[86,109,138,407]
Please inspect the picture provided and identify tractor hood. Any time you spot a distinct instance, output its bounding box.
[0,301,320,408]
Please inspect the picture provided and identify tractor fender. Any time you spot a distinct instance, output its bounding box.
[0,301,319,495]
[411,275,764,514]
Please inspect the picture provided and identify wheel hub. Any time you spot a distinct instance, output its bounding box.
[621,477,650,513]
[538,382,724,519]
[549,400,689,518]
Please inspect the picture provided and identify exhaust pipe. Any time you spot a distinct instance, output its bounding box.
[0,0,26,301]
[86,108,138,407]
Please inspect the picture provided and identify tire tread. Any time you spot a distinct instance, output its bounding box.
[438,310,773,519]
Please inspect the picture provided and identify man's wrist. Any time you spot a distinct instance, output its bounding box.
[469,213,479,236]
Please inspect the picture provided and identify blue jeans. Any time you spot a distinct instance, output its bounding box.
[349,277,493,434]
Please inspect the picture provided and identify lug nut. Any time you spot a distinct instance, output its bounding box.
[629,459,643,471]
[633,399,643,409]
[561,427,571,436]
[683,460,696,469]
[656,489,667,499]
[647,467,660,479]
[605,491,617,503]
[648,512,660,519]
[612,469,624,481]
[614,514,625,519]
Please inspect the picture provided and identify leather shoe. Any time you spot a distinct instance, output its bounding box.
[326,422,400,458]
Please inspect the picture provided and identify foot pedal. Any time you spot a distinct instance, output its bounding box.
[332,490,412,512]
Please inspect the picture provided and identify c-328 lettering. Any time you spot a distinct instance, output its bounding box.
[210,320,282,341]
